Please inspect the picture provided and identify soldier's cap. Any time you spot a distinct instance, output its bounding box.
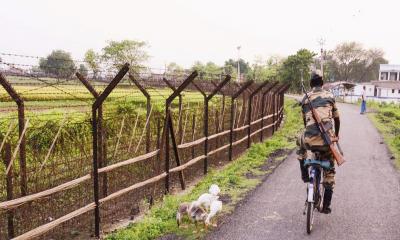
[310,69,323,87]
[311,69,323,80]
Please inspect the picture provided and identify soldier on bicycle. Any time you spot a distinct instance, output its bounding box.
[297,70,340,214]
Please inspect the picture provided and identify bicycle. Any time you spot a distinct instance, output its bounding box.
[302,151,332,234]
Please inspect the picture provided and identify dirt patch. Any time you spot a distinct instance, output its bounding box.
[260,149,289,172]
[219,194,232,204]
[245,171,257,179]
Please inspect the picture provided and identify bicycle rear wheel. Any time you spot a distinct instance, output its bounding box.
[306,202,314,234]
[306,170,319,234]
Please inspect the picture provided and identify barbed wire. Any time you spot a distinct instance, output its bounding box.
[0,56,240,113]
[1,52,232,79]
[0,61,118,76]
[24,75,92,103]
[0,52,87,63]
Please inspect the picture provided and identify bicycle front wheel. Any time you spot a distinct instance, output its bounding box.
[306,202,314,234]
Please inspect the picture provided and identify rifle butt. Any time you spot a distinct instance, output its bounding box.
[330,144,345,166]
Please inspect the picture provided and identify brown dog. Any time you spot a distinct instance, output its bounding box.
[176,202,208,227]
[176,202,191,227]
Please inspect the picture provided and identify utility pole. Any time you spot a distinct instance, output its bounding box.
[237,46,241,82]
[300,68,304,91]
[318,38,325,77]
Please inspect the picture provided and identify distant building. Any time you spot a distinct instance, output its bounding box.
[5,65,25,76]
[379,64,400,81]
[322,81,355,97]
[353,81,400,98]
[341,81,399,104]
[327,64,400,104]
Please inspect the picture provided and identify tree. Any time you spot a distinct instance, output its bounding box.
[223,64,236,79]
[361,49,388,81]
[166,62,184,75]
[190,61,222,79]
[101,40,149,73]
[224,58,250,75]
[247,56,282,81]
[191,61,205,72]
[39,50,76,78]
[204,61,222,75]
[329,42,364,81]
[78,64,89,77]
[279,49,316,92]
[326,42,387,82]
[84,49,101,79]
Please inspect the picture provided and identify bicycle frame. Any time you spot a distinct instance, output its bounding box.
[307,165,322,203]
[304,157,331,234]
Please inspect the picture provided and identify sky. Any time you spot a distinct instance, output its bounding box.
[1,0,400,69]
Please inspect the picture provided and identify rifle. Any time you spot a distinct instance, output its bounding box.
[301,80,345,166]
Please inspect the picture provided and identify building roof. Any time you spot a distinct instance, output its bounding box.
[371,81,400,89]
[323,81,356,90]
[380,64,400,71]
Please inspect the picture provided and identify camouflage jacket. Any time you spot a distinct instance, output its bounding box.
[301,87,340,147]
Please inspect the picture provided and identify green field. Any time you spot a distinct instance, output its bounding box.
[0,79,226,201]
[0,81,207,121]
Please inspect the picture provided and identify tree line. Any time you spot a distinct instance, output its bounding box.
[37,40,149,79]
[37,40,388,92]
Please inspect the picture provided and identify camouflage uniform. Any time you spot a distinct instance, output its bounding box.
[297,87,339,190]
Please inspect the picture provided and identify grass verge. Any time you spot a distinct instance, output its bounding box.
[367,101,400,168]
[106,98,302,240]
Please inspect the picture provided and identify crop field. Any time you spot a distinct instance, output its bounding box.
[0,70,288,239]
[0,77,207,119]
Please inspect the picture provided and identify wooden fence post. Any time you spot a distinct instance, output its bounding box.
[164,71,198,193]
[192,76,230,174]
[0,73,27,196]
[260,82,278,142]
[229,81,253,161]
[247,81,269,148]
[191,114,196,160]
[91,63,130,238]
[76,72,108,197]
[3,143,14,238]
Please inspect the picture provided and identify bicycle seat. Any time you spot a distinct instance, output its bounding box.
[304,159,332,170]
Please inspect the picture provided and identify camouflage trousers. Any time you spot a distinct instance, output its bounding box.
[296,132,336,190]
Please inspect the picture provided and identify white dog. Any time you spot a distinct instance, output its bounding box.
[205,200,222,226]
[191,184,221,211]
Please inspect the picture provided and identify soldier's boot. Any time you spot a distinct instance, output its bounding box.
[299,160,309,183]
[321,188,333,214]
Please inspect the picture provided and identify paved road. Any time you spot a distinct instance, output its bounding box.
[207,103,400,240]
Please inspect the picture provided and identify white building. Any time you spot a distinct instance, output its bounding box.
[353,83,375,97]
[324,64,400,104]
[339,64,400,104]
[323,81,355,97]
[379,64,400,81]
[353,81,400,97]
[347,81,400,104]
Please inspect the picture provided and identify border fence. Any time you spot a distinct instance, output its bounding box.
[0,62,290,239]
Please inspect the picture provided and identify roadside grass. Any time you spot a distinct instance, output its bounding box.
[367,101,400,168]
[106,99,302,240]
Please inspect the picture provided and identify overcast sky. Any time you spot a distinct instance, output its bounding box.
[1,0,399,69]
